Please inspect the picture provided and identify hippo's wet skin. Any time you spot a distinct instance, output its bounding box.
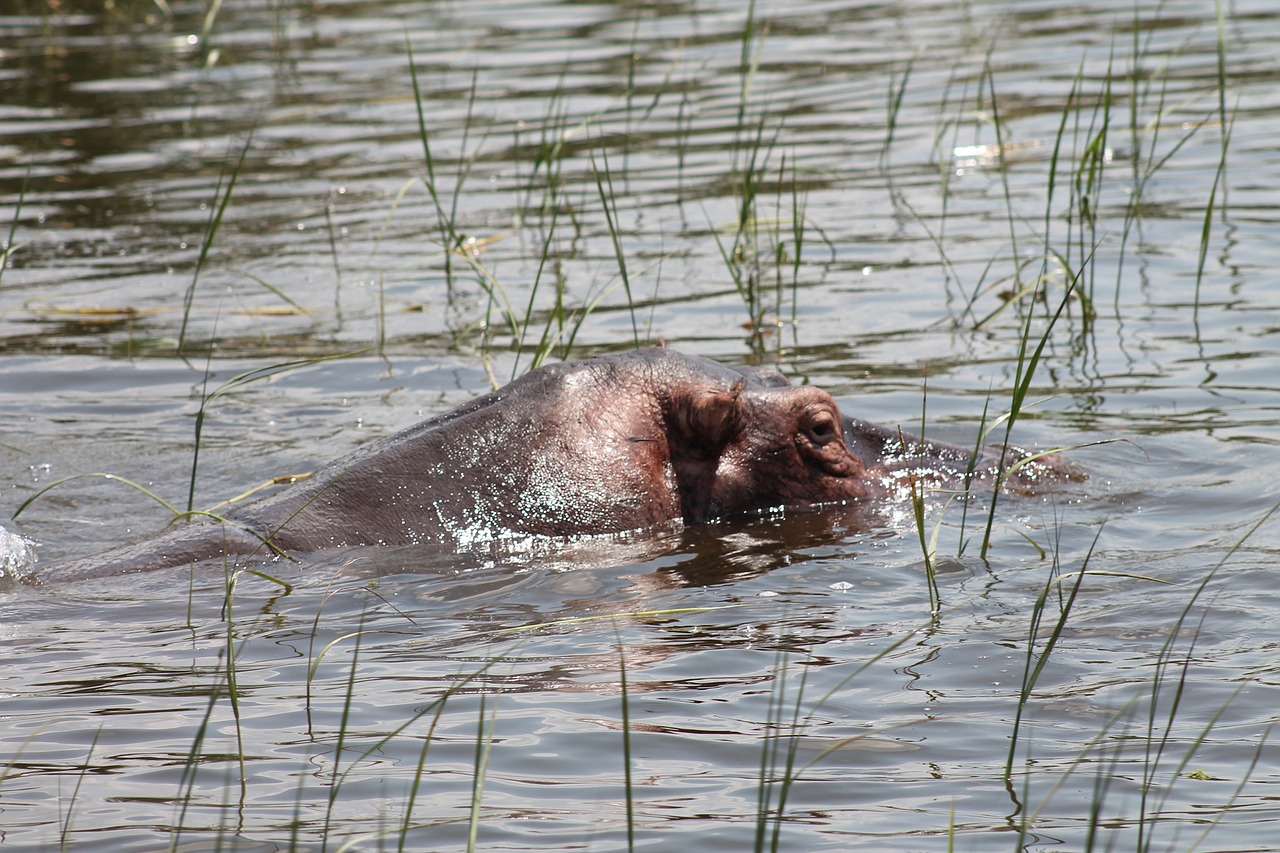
[18,347,1076,582]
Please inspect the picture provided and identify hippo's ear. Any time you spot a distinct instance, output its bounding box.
[669,380,744,454]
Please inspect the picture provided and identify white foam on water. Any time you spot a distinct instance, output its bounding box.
[0,524,38,582]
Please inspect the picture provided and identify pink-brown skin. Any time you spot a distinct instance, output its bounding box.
[29,348,1074,583]
[35,348,872,581]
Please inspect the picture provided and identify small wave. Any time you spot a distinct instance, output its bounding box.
[0,525,38,583]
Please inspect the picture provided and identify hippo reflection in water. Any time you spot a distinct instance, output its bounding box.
[14,347,1077,582]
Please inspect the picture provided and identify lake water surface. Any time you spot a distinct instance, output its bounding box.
[3,0,1280,850]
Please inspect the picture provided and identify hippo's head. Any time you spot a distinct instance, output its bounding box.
[663,378,870,523]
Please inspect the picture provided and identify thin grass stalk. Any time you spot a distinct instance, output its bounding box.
[353,654,512,760]
[1117,2,1191,302]
[318,613,367,848]
[616,629,636,852]
[513,198,563,376]
[404,36,442,230]
[519,78,568,218]
[787,620,925,725]
[11,472,180,520]
[1007,585,1183,846]
[978,265,1082,558]
[178,130,252,354]
[169,662,227,853]
[1134,497,1280,850]
[1192,152,1222,324]
[455,251,524,355]
[198,0,223,52]
[735,113,776,268]
[466,693,497,852]
[1115,80,1212,311]
[904,413,946,613]
[903,390,943,617]
[307,630,522,835]
[714,113,781,335]
[729,0,778,337]
[1139,607,1207,827]
[186,351,360,515]
[1193,102,1234,322]
[450,71,482,246]
[932,62,969,259]
[405,39,479,292]
[304,585,346,736]
[1009,737,1035,848]
[766,656,812,853]
[879,56,914,171]
[287,763,308,851]
[1136,591,1220,853]
[1003,525,1102,781]
[590,146,641,346]
[1142,683,1244,853]
[1213,0,1229,212]
[219,566,248,799]
[893,187,973,323]
[324,192,344,312]
[899,59,976,319]
[187,326,219,514]
[1121,3,1146,298]
[977,315,1059,555]
[748,627,930,848]
[787,154,804,335]
[376,274,389,368]
[546,269,616,366]
[1082,717,1129,851]
[1076,57,1113,308]
[735,0,763,151]
[909,474,941,618]
[675,86,692,206]
[770,152,788,344]
[954,390,993,555]
[622,11,641,170]
[1011,696,1142,849]
[58,726,103,850]
[0,164,29,290]
[752,650,788,853]
[305,634,519,847]
[1042,61,1082,300]
[1184,723,1272,852]
[1135,610,1231,853]
[637,50,675,129]
[982,57,1022,293]
[398,689,456,852]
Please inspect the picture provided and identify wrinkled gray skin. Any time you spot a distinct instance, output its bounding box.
[24,348,1076,583]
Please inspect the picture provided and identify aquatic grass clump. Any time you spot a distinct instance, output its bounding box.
[892,2,1238,569]
[1006,598,1271,851]
[7,545,1273,852]
[403,41,654,373]
[903,2,1234,348]
[397,0,830,365]
[3,1,1268,850]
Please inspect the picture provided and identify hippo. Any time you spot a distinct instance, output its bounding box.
[7,347,1075,583]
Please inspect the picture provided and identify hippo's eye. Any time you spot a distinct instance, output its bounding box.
[805,411,838,445]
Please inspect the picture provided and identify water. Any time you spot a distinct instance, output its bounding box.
[3,0,1280,849]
